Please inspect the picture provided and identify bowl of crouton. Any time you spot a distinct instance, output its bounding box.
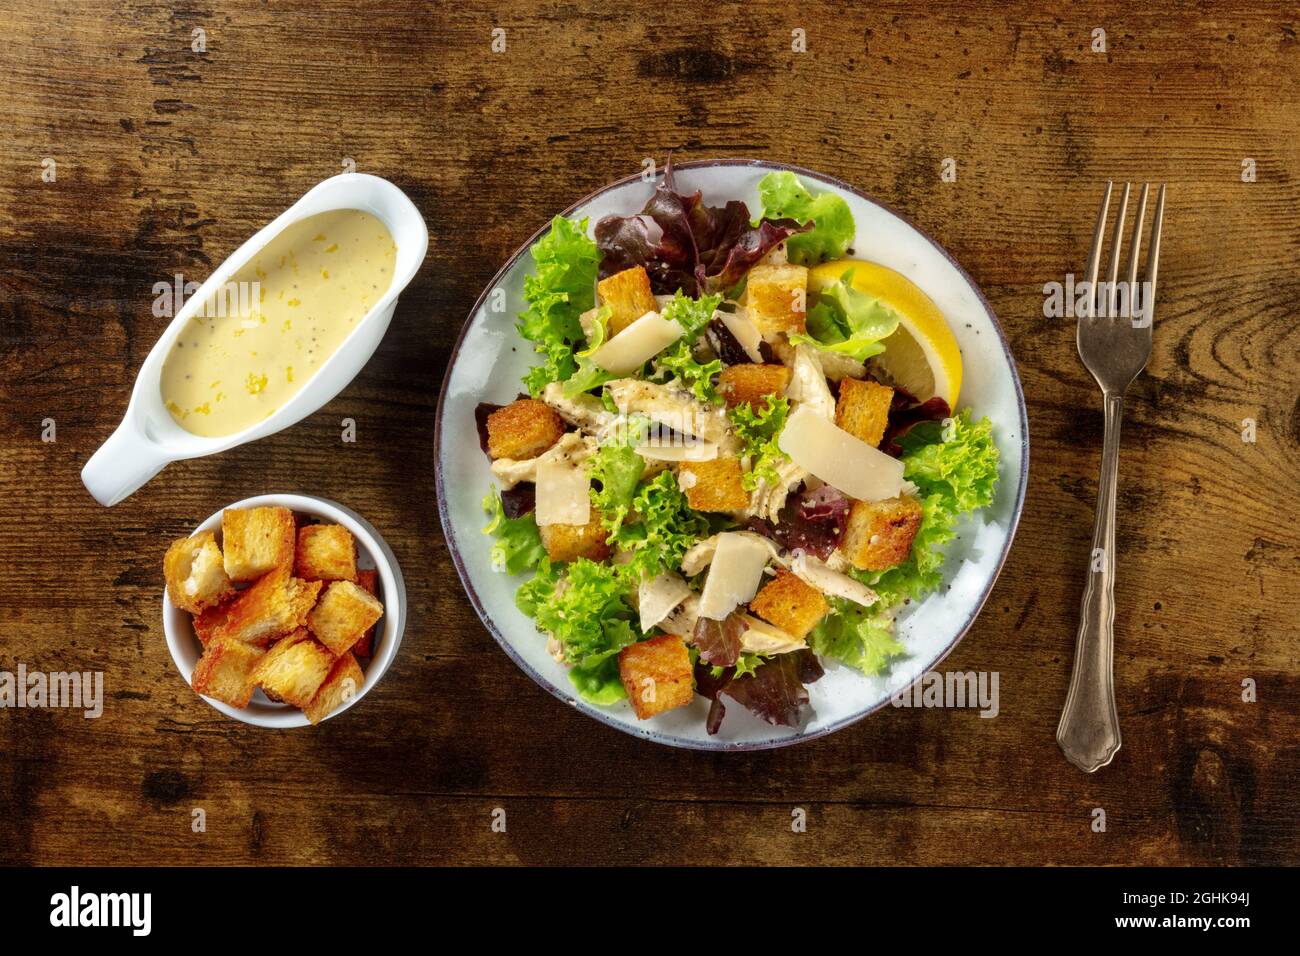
[162,494,406,727]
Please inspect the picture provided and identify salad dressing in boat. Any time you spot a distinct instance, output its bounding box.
[160,209,396,437]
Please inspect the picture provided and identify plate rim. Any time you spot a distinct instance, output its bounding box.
[434,157,1030,751]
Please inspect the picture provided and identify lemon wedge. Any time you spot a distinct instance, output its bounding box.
[808,260,963,409]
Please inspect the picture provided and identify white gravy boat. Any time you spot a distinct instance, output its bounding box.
[82,174,428,506]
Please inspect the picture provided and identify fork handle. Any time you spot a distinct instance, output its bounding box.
[1057,391,1124,772]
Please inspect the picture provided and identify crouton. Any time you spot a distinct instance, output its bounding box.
[302,653,366,725]
[618,634,695,719]
[249,630,334,708]
[597,265,658,336]
[538,516,611,564]
[294,523,357,582]
[836,377,895,448]
[717,363,793,410]
[191,638,265,708]
[352,569,379,657]
[841,495,924,571]
[486,399,565,461]
[212,566,322,647]
[307,580,384,655]
[749,570,829,639]
[745,263,808,335]
[221,506,295,581]
[679,458,749,512]
[164,531,235,614]
[193,601,233,647]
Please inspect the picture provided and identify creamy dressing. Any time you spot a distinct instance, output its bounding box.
[160,209,396,437]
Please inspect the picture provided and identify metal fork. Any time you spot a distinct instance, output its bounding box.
[1056,181,1166,772]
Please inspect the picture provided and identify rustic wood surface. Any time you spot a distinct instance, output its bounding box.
[0,0,1296,866]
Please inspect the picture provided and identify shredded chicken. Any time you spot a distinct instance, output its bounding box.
[744,456,807,522]
[490,432,596,489]
[792,553,877,607]
[680,531,788,577]
[739,615,806,655]
[659,592,700,638]
[784,344,836,420]
[541,381,617,434]
[817,351,868,383]
[606,378,736,449]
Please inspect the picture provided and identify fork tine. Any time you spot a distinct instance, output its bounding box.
[1124,183,1150,323]
[1104,182,1131,317]
[1084,181,1112,318]
[1142,185,1166,327]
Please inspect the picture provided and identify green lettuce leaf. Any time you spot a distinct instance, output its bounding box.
[790,269,901,361]
[654,338,723,404]
[586,420,648,535]
[662,290,723,342]
[516,558,638,705]
[517,216,600,395]
[858,410,1001,608]
[756,171,855,265]
[807,598,907,675]
[481,488,546,575]
[609,470,711,578]
[728,395,790,491]
[563,304,619,398]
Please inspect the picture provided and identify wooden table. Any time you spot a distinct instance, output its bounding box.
[1,1,1296,866]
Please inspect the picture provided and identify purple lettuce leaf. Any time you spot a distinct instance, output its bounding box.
[881,387,951,458]
[721,650,824,728]
[596,157,806,296]
[694,649,824,734]
[691,612,745,667]
[748,484,850,560]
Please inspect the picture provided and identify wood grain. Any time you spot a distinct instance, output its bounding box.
[0,0,1296,866]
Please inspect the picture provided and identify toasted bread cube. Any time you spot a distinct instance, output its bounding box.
[718,364,793,410]
[191,638,265,708]
[746,263,808,335]
[302,653,366,725]
[352,569,379,657]
[212,566,322,647]
[618,634,694,719]
[193,601,233,647]
[164,531,235,614]
[250,629,335,708]
[749,570,829,639]
[486,399,565,461]
[679,458,749,512]
[221,506,295,581]
[842,495,924,571]
[836,377,895,448]
[597,265,658,336]
[307,580,384,655]
[294,523,357,582]
[539,517,611,564]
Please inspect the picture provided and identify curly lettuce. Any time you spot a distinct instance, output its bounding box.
[816,410,1000,673]
[609,471,711,578]
[729,395,790,491]
[807,598,906,675]
[586,421,648,535]
[517,558,637,704]
[756,171,855,265]
[517,216,600,395]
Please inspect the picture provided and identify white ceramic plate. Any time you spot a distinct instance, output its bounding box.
[436,160,1028,750]
[163,493,407,728]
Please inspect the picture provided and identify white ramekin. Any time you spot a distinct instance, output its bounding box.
[162,493,406,728]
